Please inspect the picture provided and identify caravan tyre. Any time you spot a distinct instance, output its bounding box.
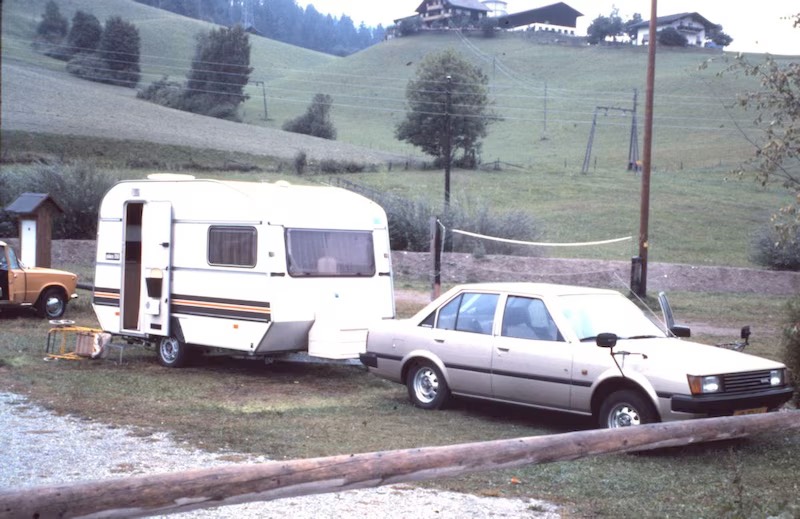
[158,336,189,368]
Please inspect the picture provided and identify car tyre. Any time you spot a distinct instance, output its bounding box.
[599,389,658,429]
[407,361,449,410]
[37,287,67,319]
[158,336,190,368]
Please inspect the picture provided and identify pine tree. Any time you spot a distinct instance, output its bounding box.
[181,25,253,119]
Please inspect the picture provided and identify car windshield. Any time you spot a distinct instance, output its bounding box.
[557,293,666,341]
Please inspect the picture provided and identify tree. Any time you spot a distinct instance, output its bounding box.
[181,25,253,119]
[36,1,68,43]
[66,11,102,56]
[282,94,337,140]
[725,13,800,254]
[66,16,141,88]
[657,27,688,47]
[624,13,642,41]
[396,49,494,169]
[708,26,733,48]
[586,9,623,44]
[98,17,142,87]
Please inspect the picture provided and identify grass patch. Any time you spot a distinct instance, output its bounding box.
[1,290,797,517]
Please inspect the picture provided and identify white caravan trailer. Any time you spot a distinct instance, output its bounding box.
[92,175,395,367]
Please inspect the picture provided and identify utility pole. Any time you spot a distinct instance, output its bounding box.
[253,80,267,120]
[444,75,453,211]
[634,0,658,297]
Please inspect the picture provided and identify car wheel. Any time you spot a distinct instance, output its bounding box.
[407,361,449,410]
[37,287,67,319]
[158,336,189,368]
[599,389,658,429]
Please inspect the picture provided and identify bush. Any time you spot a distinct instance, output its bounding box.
[782,297,800,406]
[376,193,541,254]
[283,94,337,140]
[0,163,114,239]
[293,151,307,175]
[319,159,366,174]
[658,27,688,47]
[751,225,800,271]
[137,76,184,108]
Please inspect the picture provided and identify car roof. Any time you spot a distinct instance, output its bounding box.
[447,282,621,298]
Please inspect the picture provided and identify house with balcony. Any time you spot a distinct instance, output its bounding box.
[496,2,582,35]
[415,0,490,28]
[630,12,719,47]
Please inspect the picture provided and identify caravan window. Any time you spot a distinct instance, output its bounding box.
[286,229,375,277]
[208,226,257,267]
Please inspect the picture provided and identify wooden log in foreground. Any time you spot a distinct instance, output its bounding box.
[1,411,798,518]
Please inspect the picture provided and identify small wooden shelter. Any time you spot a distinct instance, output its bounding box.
[4,193,64,268]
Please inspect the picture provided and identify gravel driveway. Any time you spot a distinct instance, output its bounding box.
[0,392,560,518]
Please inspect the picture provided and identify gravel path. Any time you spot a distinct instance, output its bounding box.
[0,392,560,518]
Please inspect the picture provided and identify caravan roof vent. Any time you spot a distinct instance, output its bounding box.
[147,173,196,181]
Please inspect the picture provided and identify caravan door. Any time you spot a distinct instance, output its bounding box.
[140,201,173,336]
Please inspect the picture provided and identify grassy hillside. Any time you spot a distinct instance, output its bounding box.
[1,0,335,83]
[245,31,790,171]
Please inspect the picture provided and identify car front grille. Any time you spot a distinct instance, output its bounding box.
[723,370,776,394]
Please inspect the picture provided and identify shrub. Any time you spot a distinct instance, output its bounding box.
[782,297,800,406]
[0,163,114,239]
[293,151,307,175]
[377,193,541,254]
[319,159,366,174]
[137,76,184,108]
[658,27,688,47]
[751,225,800,271]
[282,94,337,140]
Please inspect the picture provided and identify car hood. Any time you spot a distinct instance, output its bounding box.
[26,267,78,279]
[614,337,784,374]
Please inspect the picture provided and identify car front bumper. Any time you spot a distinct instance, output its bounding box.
[671,386,794,415]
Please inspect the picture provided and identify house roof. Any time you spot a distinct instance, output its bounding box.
[416,0,490,14]
[497,2,583,29]
[629,12,719,31]
[4,193,64,215]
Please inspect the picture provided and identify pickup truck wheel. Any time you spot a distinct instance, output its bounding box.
[37,288,67,319]
[158,336,189,368]
[599,389,658,429]
[407,361,449,410]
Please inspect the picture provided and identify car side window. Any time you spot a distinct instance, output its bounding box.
[452,292,499,335]
[434,295,461,330]
[501,296,563,342]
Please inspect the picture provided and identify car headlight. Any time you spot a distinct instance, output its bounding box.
[770,369,785,387]
[688,375,722,395]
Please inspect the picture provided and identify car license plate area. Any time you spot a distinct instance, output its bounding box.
[733,407,767,416]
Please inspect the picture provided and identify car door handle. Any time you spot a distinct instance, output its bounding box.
[497,346,510,352]
[434,338,445,343]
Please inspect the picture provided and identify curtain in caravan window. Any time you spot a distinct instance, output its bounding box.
[208,226,257,267]
[286,229,375,277]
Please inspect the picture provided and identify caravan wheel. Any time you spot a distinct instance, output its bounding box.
[158,336,189,368]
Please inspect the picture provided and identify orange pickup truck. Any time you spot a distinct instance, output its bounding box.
[0,240,78,319]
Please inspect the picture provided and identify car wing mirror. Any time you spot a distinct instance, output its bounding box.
[670,325,691,338]
[596,333,618,348]
[658,291,691,338]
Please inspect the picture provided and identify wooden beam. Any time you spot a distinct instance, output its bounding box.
[1,412,798,518]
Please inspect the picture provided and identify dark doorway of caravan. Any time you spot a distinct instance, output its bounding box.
[123,202,143,331]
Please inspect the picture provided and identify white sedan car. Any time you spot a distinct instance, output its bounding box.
[360,283,794,428]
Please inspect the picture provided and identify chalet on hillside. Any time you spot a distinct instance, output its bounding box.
[415,0,489,28]
[630,12,719,46]
[497,2,583,34]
